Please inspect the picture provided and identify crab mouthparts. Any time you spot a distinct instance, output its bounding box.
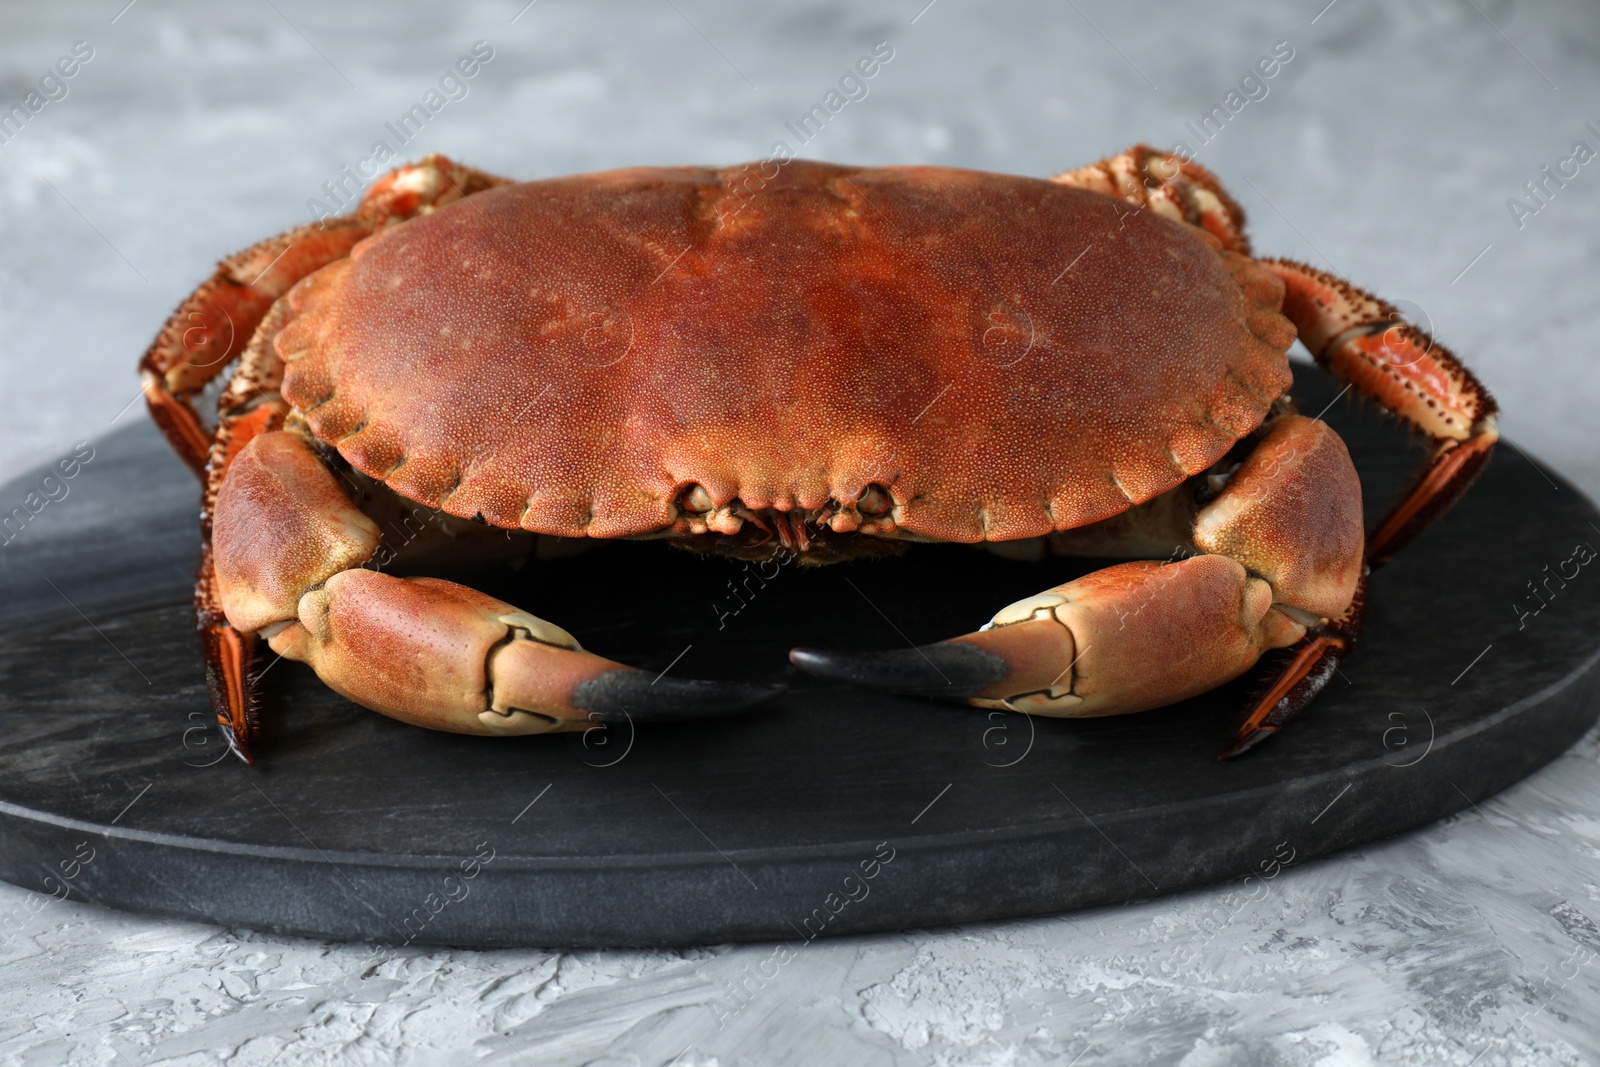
[672,482,901,563]
[735,505,827,553]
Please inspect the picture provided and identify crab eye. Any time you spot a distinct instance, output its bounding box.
[678,483,715,514]
[857,484,893,516]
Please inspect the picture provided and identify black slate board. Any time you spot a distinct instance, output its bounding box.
[1,365,1597,948]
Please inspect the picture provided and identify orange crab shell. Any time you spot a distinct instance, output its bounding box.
[272,160,1296,544]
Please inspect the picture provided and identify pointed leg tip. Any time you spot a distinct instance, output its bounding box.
[1217,727,1275,761]
[218,721,255,766]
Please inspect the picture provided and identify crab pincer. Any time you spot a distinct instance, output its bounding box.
[795,554,1308,720]
[208,430,779,762]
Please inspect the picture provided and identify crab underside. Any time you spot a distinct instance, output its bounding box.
[140,147,1498,764]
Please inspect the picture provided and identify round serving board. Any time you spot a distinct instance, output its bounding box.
[1,366,1596,948]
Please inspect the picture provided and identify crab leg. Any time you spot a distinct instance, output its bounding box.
[141,156,511,477]
[195,401,289,760]
[1261,259,1499,564]
[208,431,779,762]
[793,415,1367,757]
[1208,261,1499,756]
[1218,576,1365,759]
[164,156,512,759]
[1051,144,1252,255]
[140,219,368,475]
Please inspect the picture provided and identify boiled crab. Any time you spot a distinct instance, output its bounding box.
[140,147,1498,764]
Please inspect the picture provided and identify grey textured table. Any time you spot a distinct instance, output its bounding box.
[3,1,1599,1064]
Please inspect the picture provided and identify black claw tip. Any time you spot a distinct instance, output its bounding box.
[574,669,785,723]
[1217,727,1275,761]
[789,642,1008,700]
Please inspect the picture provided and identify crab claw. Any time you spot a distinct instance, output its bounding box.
[210,430,783,750]
[262,570,783,737]
[793,556,1308,720]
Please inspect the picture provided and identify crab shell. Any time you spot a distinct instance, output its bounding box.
[273,160,1296,546]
